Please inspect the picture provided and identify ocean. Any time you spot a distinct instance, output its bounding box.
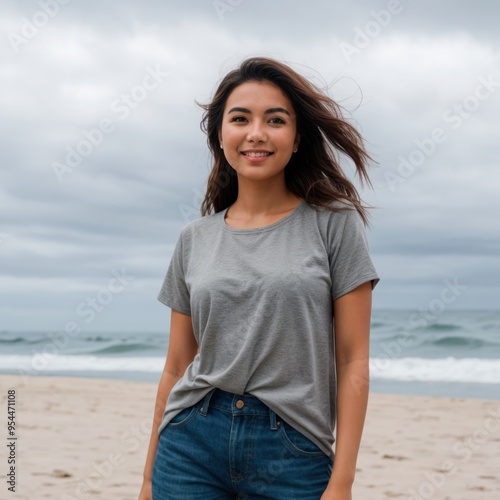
[1,310,499,400]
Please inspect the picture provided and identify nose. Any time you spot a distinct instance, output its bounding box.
[246,120,267,143]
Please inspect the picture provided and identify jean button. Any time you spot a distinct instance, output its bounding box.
[235,400,245,409]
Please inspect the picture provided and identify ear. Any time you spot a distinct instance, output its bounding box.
[294,133,300,151]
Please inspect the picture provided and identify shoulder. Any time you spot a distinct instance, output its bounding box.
[178,210,221,242]
[305,199,361,226]
[303,200,367,250]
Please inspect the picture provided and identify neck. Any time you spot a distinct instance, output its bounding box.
[229,176,301,216]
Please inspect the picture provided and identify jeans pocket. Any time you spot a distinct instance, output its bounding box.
[279,419,325,458]
[166,405,198,429]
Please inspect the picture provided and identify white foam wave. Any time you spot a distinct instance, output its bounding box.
[1,355,499,384]
[370,357,500,384]
[0,355,164,373]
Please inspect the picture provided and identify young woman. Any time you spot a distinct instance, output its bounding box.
[139,57,379,500]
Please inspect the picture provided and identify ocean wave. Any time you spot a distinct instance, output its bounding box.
[0,335,46,345]
[0,336,29,344]
[431,336,485,348]
[423,323,462,332]
[0,332,167,353]
[372,333,500,350]
[0,333,161,342]
[92,342,161,354]
[370,321,387,329]
[1,355,499,385]
[0,355,164,373]
[370,357,500,384]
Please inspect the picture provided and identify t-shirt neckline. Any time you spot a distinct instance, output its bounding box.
[219,199,307,234]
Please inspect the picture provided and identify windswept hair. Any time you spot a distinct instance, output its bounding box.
[199,57,374,225]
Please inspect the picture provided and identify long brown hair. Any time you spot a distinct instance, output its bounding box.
[199,57,374,225]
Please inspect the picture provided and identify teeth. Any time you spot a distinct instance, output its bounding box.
[244,152,270,157]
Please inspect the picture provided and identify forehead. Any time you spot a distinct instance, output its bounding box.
[224,80,294,111]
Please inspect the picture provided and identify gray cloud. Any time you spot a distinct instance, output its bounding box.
[1,0,499,333]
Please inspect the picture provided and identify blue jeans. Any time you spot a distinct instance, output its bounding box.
[152,389,333,499]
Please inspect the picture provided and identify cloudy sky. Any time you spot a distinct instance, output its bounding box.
[1,0,499,333]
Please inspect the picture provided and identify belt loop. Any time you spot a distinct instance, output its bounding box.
[200,388,216,416]
[269,408,278,431]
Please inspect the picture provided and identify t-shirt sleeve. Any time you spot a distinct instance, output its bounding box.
[329,208,380,301]
[157,232,191,315]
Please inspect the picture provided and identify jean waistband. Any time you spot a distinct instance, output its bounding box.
[199,388,279,430]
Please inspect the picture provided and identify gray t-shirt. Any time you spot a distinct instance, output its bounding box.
[157,199,379,457]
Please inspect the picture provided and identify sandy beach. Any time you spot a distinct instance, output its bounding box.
[1,375,499,500]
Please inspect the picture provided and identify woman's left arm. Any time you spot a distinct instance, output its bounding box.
[321,280,373,500]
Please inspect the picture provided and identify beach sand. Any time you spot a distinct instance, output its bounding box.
[1,374,499,499]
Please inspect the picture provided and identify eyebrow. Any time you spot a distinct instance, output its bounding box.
[227,106,291,116]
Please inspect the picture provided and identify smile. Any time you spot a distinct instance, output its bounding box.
[241,151,272,158]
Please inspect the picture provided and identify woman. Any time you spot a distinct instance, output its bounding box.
[139,57,379,500]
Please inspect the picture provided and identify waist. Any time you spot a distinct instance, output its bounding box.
[202,388,275,417]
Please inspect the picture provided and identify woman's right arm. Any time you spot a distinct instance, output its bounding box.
[138,309,198,500]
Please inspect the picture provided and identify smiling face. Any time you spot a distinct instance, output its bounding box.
[218,80,300,183]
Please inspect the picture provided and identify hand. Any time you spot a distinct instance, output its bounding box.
[320,484,352,500]
[138,480,153,500]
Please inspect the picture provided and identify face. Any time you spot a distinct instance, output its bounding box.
[218,80,300,183]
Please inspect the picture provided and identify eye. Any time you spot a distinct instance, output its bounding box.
[230,116,247,123]
[269,117,286,125]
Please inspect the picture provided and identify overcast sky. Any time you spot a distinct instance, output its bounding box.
[1,0,499,333]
